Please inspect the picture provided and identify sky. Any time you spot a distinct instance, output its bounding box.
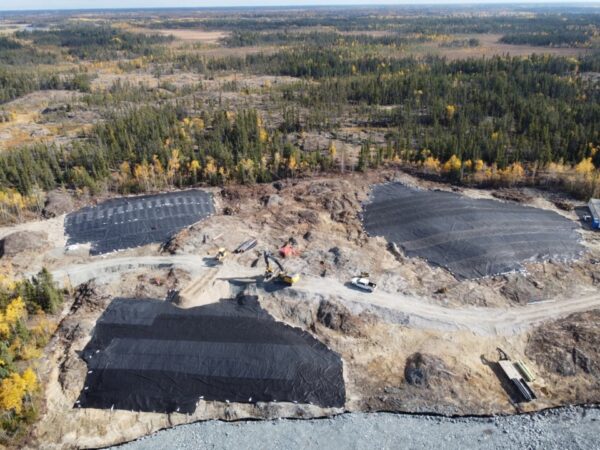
[1,0,599,11]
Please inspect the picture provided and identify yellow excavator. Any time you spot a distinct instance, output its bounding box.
[215,247,228,264]
[263,251,300,285]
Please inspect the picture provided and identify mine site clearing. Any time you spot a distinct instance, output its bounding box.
[2,170,600,448]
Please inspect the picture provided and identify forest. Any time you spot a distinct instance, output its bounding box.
[0,8,599,223]
[0,68,91,104]
[0,269,63,443]
[15,25,173,60]
[145,10,600,37]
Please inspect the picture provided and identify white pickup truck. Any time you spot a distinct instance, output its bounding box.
[351,276,377,293]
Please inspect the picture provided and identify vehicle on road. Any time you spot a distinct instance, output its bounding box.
[351,274,377,292]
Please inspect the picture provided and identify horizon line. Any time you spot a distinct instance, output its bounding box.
[2,2,600,14]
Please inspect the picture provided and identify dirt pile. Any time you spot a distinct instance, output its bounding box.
[70,280,112,314]
[316,299,369,337]
[43,190,74,218]
[311,180,364,231]
[492,189,533,203]
[0,230,48,257]
[526,310,600,403]
[527,310,600,378]
[404,352,452,387]
[501,274,544,304]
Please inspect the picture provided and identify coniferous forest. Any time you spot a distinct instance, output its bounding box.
[0,6,600,223]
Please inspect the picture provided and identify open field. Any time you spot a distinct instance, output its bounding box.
[413,33,592,59]
[151,28,229,44]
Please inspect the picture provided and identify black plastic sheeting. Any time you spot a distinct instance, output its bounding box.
[65,190,214,255]
[363,183,583,279]
[77,296,345,413]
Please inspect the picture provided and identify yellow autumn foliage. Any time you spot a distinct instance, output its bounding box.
[547,161,567,174]
[446,104,456,120]
[258,127,268,143]
[21,368,37,393]
[575,157,595,176]
[0,313,9,337]
[328,142,337,160]
[423,156,441,173]
[191,117,205,130]
[5,297,26,327]
[0,368,37,414]
[288,155,297,171]
[204,157,217,177]
[188,159,201,174]
[443,155,462,172]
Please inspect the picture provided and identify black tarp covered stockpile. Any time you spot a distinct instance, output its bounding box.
[77,296,345,413]
[65,190,214,255]
[363,183,583,279]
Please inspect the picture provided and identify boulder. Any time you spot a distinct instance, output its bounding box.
[43,190,74,218]
[316,299,365,336]
[262,194,283,208]
[0,230,48,258]
[501,274,542,304]
[404,353,452,388]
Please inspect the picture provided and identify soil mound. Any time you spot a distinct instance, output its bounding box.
[0,230,48,257]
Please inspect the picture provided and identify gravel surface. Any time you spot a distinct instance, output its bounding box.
[114,407,600,450]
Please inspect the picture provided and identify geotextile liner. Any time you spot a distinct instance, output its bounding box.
[65,190,214,255]
[77,296,345,413]
[363,183,583,279]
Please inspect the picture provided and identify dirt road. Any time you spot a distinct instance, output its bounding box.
[296,275,600,335]
[49,255,600,336]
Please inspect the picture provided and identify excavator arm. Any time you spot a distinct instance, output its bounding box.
[263,251,284,273]
[262,251,298,284]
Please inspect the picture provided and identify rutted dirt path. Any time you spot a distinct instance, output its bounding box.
[49,255,600,336]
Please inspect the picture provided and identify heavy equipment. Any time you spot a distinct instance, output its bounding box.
[215,248,227,263]
[263,251,300,285]
[350,272,377,292]
[235,238,257,254]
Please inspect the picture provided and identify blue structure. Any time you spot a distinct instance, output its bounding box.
[589,199,600,229]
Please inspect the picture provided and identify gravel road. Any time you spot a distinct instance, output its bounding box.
[115,407,600,450]
[50,256,600,336]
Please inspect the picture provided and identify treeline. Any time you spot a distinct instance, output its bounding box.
[283,55,600,167]
[0,36,57,65]
[171,47,421,79]
[0,68,91,104]
[146,11,600,35]
[222,30,432,48]
[171,46,600,81]
[439,38,479,48]
[500,31,592,47]
[0,105,334,196]
[16,25,173,60]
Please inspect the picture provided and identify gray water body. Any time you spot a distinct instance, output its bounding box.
[114,406,600,450]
